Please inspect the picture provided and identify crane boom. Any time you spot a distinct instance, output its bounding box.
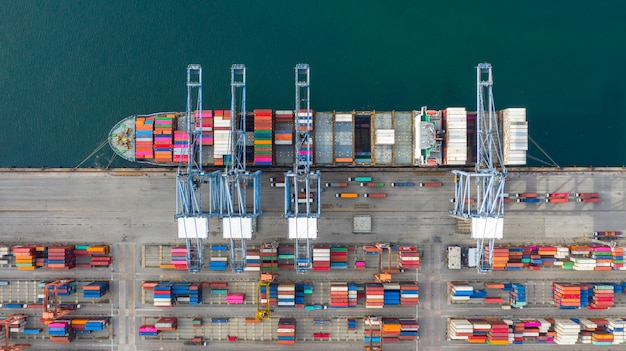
[285,64,321,273]
[220,64,262,272]
[450,63,507,273]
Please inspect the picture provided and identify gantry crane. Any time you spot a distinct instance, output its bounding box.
[374,243,398,283]
[284,64,321,273]
[364,316,383,351]
[255,242,279,320]
[450,63,507,273]
[220,64,262,272]
[175,64,221,273]
[0,314,30,351]
[42,279,75,323]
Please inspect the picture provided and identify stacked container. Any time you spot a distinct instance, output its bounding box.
[398,246,420,269]
[365,283,384,308]
[84,318,108,331]
[0,246,9,265]
[491,247,510,270]
[274,110,294,165]
[553,282,582,309]
[554,318,580,345]
[383,283,401,306]
[47,245,76,269]
[571,257,596,271]
[12,246,37,270]
[135,116,154,160]
[613,247,625,269]
[77,245,112,268]
[449,282,473,302]
[213,110,232,166]
[155,317,177,331]
[487,319,509,345]
[170,247,188,270]
[48,320,75,343]
[173,130,189,163]
[195,110,214,146]
[153,114,174,163]
[348,319,357,331]
[244,249,260,272]
[607,319,626,344]
[277,318,296,345]
[261,243,278,272]
[278,246,294,270]
[448,319,474,340]
[209,245,228,271]
[312,246,330,271]
[591,246,613,270]
[363,317,382,344]
[226,292,245,304]
[399,319,419,340]
[590,284,614,309]
[509,283,527,308]
[443,108,467,165]
[83,282,109,299]
[500,108,528,165]
[253,109,273,165]
[277,283,295,307]
[138,325,159,337]
[153,283,174,307]
[382,318,401,342]
[400,282,419,305]
[330,282,349,308]
[8,316,27,333]
[330,246,348,269]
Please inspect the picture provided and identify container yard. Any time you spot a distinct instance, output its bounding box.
[3,168,626,351]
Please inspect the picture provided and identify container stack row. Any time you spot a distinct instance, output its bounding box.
[225,292,245,304]
[74,245,112,267]
[278,246,295,270]
[500,108,528,165]
[0,246,9,265]
[170,246,188,270]
[312,246,330,271]
[195,110,213,146]
[329,282,358,308]
[509,283,527,308]
[155,317,177,331]
[244,249,261,272]
[443,107,467,165]
[173,130,189,163]
[47,245,76,269]
[398,246,420,269]
[261,244,278,272]
[213,110,232,166]
[298,109,314,165]
[274,110,293,145]
[400,282,419,305]
[12,246,38,270]
[135,116,154,160]
[330,246,348,269]
[365,282,417,308]
[209,245,228,271]
[277,318,296,345]
[153,114,174,163]
[253,109,273,165]
[209,282,228,297]
[138,325,159,337]
[83,282,110,299]
[48,320,75,343]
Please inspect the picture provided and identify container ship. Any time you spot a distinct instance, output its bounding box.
[108,106,528,167]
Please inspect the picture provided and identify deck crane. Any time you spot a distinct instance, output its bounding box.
[0,314,30,351]
[450,63,507,273]
[284,64,321,273]
[220,64,262,272]
[175,64,221,273]
[255,242,279,320]
[42,279,76,323]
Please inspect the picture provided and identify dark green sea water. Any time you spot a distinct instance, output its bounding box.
[1,1,625,168]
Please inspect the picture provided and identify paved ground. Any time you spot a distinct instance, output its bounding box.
[1,167,626,350]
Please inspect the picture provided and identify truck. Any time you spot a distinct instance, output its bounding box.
[576,192,599,198]
[546,192,569,198]
[577,197,601,203]
[450,198,475,203]
[360,182,384,187]
[546,197,568,203]
[363,193,387,198]
[270,182,285,188]
[335,193,358,198]
[447,246,461,269]
[517,197,541,203]
[420,182,443,187]
[348,177,371,182]
[515,192,538,198]
[269,177,285,183]
[325,182,348,188]
[391,182,414,187]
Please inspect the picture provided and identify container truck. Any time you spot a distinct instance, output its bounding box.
[335,193,358,198]
[270,182,285,188]
[576,192,599,198]
[363,193,387,198]
[517,197,541,203]
[348,177,371,182]
[515,192,538,198]
[546,192,569,198]
[325,182,348,188]
[269,177,285,183]
[450,198,475,203]
[546,197,568,203]
[577,197,601,203]
[447,246,461,269]
[391,182,414,187]
[360,182,384,187]
[420,182,443,187]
